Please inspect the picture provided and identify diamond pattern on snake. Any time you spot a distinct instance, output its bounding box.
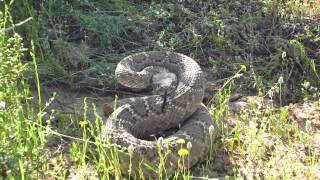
[102,51,219,178]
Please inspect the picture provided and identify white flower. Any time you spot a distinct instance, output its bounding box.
[128,145,135,156]
[305,120,312,132]
[157,137,164,147]
[0,101,5,109]
[278,76,284,84]
[187,142,192,150]
[209,125,215,136]
[281,51,286,59]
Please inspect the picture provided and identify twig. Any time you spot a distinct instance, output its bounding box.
[1,17,33,32]
[117,36,141,46]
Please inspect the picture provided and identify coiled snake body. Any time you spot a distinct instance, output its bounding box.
[102,51,216,178]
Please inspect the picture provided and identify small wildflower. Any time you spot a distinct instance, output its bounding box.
[157,137,164,146]
[240,64,247,72]
[177,138,186,144]
[187,142,192,150]
[303,81,310,89]
[178,148,189,157]
[305,120,312,132]
[281,51,286,59]
[278,76,284,84]
[209,125,215,136]
[128,145,135,156]
[79,120,88,127]
[270,168,276,176]
[0,101,5,109]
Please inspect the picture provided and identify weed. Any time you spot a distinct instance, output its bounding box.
[2,0,320,179]
[0,4,47,178]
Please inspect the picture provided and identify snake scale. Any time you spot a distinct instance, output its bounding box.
[102,51,217,178]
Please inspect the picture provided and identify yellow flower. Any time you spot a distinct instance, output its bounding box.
[79,120,88,127]
[177,138,186,144]
[178,148,189,157]
[240,64,247,72]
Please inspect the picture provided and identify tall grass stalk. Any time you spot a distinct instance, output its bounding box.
[31,40,41,111]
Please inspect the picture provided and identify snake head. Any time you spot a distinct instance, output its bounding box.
[151,72,177,96]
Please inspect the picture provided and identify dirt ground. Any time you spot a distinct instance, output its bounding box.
[32,70,320,178]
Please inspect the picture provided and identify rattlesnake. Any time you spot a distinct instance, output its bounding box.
[102,51,217,178]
